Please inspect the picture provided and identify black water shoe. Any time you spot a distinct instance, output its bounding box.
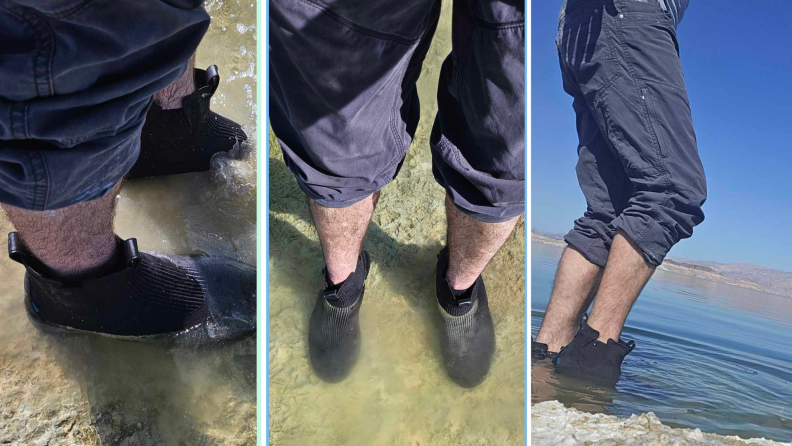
[435,247,496,388]
[532,339,555,360]
[552,317,634,385]
[128,65,248,179]
[8,232,255,346]
[308,251,370,383]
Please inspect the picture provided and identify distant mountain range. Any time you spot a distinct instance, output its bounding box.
[531,229,792,298]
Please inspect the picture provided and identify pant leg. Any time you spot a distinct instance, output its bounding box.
[269,0,440,208]
[430,0,525,223]
[559,0,705,266]
[561,60,633,268]
[0,0,209,210]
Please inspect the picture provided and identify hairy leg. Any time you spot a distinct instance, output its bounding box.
[154,54,196,110]
[587,229,654,342]
[535,246,602,352]
[310,191,380,285]
[2,181,121,277]
[445,195,519,290]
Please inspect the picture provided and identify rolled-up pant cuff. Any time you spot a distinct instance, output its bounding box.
[611,214,671,267]
[452,200,523,223]
[0,1,209,210]
[294,177,378,210]
[564,230,610,268]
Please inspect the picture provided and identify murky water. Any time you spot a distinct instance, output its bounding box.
[0,2,257,445]
[532,242,792,443]
[267,1,526,444]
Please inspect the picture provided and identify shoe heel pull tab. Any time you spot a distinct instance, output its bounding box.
[323,289,340,302]
[205,64,219,95]
[122,238,140,267]
[455,295,473,306]
[8,232,30,265]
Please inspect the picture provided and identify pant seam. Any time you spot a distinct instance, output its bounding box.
[637,77,686,94]
[39,151,51,210]
[24,102,31,138]
[614,14,675,252]
[382,2,441,182]
[49,0,95,19]
[291,0,422,45]
[24,150,39,210]
[468,17,524,30]
[383,52,418,181]
[14,6,55,97]
[0,3,49,99]
[9,103,16,139]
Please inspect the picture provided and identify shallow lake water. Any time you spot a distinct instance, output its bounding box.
[0,1,257,445]
[267,1,526,444]
[532,242,792,443]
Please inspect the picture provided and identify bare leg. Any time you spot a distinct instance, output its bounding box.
[1,181,121,276]
[154,54,196,110]
[587,229,654,342]
[310,192,380,285]
[445,195,519,290]
[534,246,602,352]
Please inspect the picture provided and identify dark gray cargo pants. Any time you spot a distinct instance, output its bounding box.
[270,0,525,223]
[559,0,706,266]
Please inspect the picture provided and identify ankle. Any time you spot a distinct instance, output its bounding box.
[536,337,571,354]
[325,265,354,286]
[154,69,196,110]
[446,268,477,291]
[535,327,576,353]
[43,238,118,280]
[586,317,621,343]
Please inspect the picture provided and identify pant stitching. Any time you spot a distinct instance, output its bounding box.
[14,6,55,97]
[614,14,674,247]
[637,77,686,94]
[39,150,51,210]
[383,52,418,181]
[0,3,48,99]
[468,18,524,30]
[25,150,40,210]
[291,0,421,45]
[381,4,441,183]
[50,0,95,19]
[24,102,31,138]
[9,103,16,139]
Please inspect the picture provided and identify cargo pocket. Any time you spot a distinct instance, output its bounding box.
[592,69,665,180]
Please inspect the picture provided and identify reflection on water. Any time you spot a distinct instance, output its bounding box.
[531,242,792,442]
[268,1,525,444]
[0,2,256,444]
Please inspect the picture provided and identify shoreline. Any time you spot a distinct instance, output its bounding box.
[532,400,789,446]
[531,232,769,294]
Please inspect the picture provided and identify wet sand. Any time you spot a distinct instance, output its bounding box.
[0,2,257,444]
[267,1,526,444]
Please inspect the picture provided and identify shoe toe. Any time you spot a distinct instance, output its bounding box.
[307,296,361,383]
[439,303,496,388]
[190,256,257,342]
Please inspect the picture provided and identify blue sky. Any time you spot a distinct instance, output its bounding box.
[532,1,792,272]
